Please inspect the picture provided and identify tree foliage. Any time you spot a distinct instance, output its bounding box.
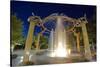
[11,15,24,44]
[40,35,48,49]
[87,10,96,44]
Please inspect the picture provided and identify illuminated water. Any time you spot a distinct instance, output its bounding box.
[49,17,69,57]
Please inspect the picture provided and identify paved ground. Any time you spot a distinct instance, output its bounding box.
[11,49,95,66]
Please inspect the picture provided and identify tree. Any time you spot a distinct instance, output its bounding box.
[87,10,96,45]
[11,15,24,46]
[40,35,48,49]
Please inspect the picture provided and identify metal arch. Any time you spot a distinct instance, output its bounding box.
[27,16,42,24]
[42,15,77,23]
[42,15,78,33]
[31,15,88,35]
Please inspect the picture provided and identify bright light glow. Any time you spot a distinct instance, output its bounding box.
[26,51,30,55]
[29,54,33,61]
[18,56,23,64]
[19,55,33,64]
[68,49,71,55]
[50,42,68,57]
[50,51,56,57]
[55,42,68,57]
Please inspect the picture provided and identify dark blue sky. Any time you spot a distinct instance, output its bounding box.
[11,1,96,37]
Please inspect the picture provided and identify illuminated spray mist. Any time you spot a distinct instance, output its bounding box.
[49,17,70,57]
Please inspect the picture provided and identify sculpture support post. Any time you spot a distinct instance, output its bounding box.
[23,21,35,63]
[36,33,41,51]
[81,22,92,60]
[76,32,80,52]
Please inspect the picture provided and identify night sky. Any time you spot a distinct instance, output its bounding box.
[11,1,96,37]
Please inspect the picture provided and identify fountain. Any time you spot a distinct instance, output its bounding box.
[49,17,69,57]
